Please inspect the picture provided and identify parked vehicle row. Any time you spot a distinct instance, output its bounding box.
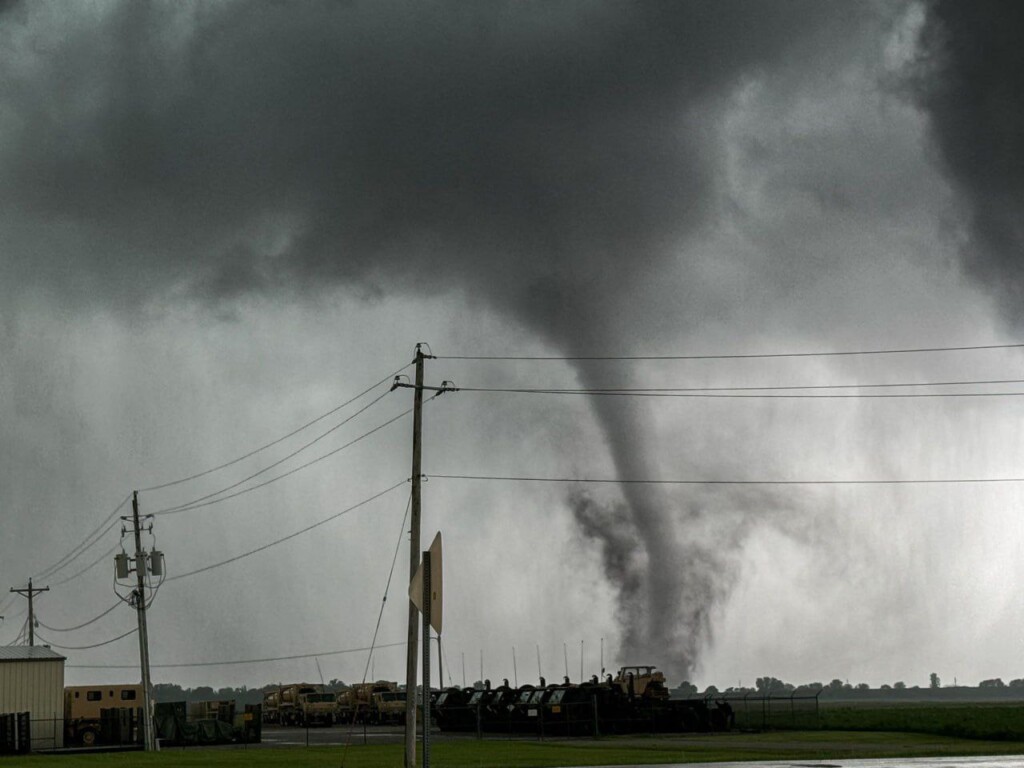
[433,666,734,736]
[261,680,406,726]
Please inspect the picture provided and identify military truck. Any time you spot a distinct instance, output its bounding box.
[262,684,320,726]
[298,691,338,726]
[370,690,406,724]
[64,684,142,747]
[337,680,398,723]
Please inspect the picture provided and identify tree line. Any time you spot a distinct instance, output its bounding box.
[673,674,1024,697]
[150,673,1024,705]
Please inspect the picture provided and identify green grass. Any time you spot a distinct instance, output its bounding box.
[816,703,1024,741]
[7,731,1024,768]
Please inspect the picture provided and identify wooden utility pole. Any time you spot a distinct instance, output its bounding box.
[421,548,432,768]
[129,491,156,752]
[9,578,48,646]
[405,344,426,768]
[392,344,452,768]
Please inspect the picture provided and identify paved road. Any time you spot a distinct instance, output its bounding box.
[608,759,1024,768]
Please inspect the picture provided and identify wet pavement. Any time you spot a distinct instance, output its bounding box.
[597,758,1024,768]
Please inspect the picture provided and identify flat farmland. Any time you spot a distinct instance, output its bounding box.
[9,723,1024,768]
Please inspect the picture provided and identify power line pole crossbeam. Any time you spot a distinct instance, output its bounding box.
[9,579,49,647]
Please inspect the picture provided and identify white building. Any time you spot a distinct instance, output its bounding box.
[0,647,66,750]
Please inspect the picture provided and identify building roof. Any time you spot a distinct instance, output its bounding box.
[0,646,66,662]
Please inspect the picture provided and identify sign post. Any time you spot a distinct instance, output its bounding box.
[410,532,442,768]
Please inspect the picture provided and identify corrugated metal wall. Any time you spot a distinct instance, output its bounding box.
[0,660,65,749]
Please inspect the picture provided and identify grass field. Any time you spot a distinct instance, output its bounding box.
[816,702,1024,741]
[7,731,1024,768]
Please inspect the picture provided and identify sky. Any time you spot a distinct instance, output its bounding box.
[1,0,1023,692]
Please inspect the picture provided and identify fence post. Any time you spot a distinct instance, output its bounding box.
[592,694,600,739]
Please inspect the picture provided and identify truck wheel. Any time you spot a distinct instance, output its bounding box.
[79,728,99,747]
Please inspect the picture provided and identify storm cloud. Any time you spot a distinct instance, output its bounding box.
[0,0,872,678]
[918,0,1024,317]
[2,0,1021,688]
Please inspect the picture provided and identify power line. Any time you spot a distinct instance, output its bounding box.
[155,389,394,514]
[6,617,29,646]
[67,640,407,669]
[457,386,1024,399]
[1,609,27,646]
[360,493,412,687]
[164,479,409,581]
[36,627,137,651]
[438,341,1024,361]
[139,363,412,492]
[37,602,121,633]
[459,376,1024,393]
[32,494,130,582]
[52,543,121,587]
[429,473,1024,486]
[155,404,412,517]
[0,595,17,616]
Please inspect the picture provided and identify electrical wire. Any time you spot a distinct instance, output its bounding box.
[458,376,1024,392]
[438,341,1024,361]
[359,493,412,686]
[36,627,137,650]
[440,637,454,687]
[0,595,16,616]
[155,390,398,515]
[155,408,412,517]
[52,543,121,586]
[67,641,408,669]
[337,492,412,761]
[429,473,1024,486]
[36,602,121,633]
[0,602,25,625]
[164,479,409,582]
[139,363,412,492]
[5,616,29,646]
[32,494,131,582]
[456,386,1024,399]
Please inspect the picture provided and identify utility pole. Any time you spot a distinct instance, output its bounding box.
[9,578,48,646]
[402,344,427,768]
[406,345,425,768]
[421,548,432,768]
[391,344,452,768]
[121,491,157,752]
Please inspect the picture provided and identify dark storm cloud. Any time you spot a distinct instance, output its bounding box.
[918,0,1024,315]
[0,0,866,678]
[1,0,848,322]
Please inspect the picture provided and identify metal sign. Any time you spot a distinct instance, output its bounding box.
[409,532,442,634]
